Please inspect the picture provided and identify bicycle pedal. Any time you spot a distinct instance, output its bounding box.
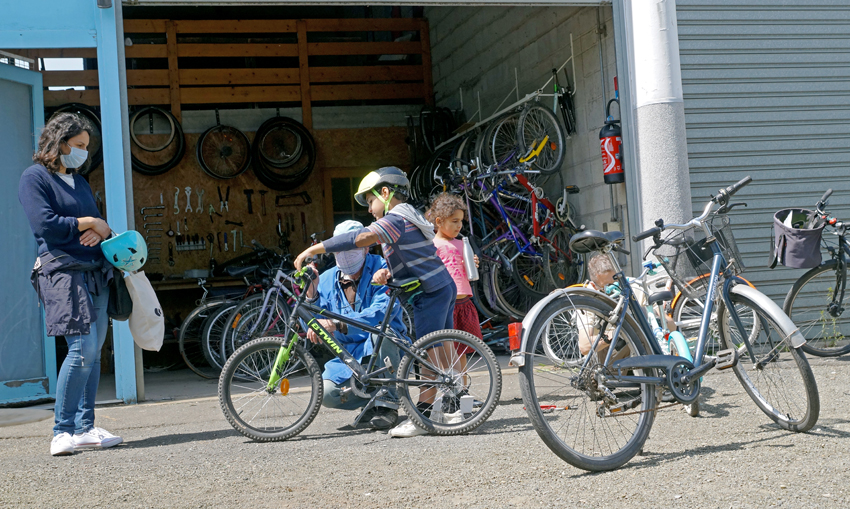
[714,348,738,371]
[383,356,395,374]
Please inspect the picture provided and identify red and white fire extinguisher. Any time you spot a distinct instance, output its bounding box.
[599,98,625,185]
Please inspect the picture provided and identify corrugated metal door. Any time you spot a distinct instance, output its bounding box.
[676,1,850,302]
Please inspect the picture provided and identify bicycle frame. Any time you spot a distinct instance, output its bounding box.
[263,271,450,392]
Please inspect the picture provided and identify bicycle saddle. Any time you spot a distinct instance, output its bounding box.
[225,265,259,277]
[569,230,624,254]
[647,290,674,305]
[385,277,421,292]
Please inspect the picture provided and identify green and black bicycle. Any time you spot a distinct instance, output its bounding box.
[218,264,502,441]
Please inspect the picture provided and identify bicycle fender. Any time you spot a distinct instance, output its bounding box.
[510,287,647,367]
[668,331,693,363]
[730,284,807,349]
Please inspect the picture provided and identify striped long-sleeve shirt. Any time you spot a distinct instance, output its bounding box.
[322,213,451,293]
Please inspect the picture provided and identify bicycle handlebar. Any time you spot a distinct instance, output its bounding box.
[817,188,833,215]
[713,176,752,206]
[632,227,661,242]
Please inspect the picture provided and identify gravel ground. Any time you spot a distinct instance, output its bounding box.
[2,355,850,508]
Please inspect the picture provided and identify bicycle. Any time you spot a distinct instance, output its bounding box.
[513,177,819,471]
[783,189,850,356]
[218,265,502,441]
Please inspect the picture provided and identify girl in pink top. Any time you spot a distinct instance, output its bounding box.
[428,193,481,369]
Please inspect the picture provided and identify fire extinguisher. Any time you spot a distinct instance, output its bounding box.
[599,98,625,185]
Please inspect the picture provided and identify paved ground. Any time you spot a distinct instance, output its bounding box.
[2,355,850,508]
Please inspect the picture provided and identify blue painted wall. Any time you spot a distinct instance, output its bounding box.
[0,0,98,48]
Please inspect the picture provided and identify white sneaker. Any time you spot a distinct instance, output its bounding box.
[74,427,123,449]
[443,410,465,425]
[51,433,75,456]
[388,419,428,438]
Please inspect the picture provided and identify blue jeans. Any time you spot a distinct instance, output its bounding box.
[53,287,110,436]
[322,334,402,410]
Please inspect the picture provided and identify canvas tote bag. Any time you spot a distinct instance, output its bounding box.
[124,270,164,351]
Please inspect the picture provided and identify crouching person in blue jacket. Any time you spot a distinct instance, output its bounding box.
[303,220,408,430]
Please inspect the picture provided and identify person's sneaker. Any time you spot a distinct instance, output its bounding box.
[443,410,465,425]
[370,407,398,430]
[51,433,75,456]
[353,408,377,429]
[388,419,428,438]
[73,427,123,449]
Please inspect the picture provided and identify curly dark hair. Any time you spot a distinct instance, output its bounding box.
[33,113,94,174]
[427,192,467,223]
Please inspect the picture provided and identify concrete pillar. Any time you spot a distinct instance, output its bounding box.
[625,0,692,234]
[96,3,138,404]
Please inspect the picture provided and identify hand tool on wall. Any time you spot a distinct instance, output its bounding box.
[225,220,244,227]
[275,191,312,207]
[244,189,255,214]
[289,213,295,233]
[301,212,307,243]
[208,204,222,223]
[218,185,225,213]
[168,242,175,266]
[143,222,162,229]
[166,223,175,237]
[184,217,189,232]
[207,233,216,272]
[224,232,229,252]
[259,190,267,216]
[145,234,162,242]
[142,213,163,221]
[160,193,164,205]
[224,186,230,212]
[140,205,165,215]
[231,230,237,252]
[277,213,283,236]
[217,232,222,252]
[184,187,193,213]
[239,230,250,249]
[196,189,205,213]
[174,187,180,214]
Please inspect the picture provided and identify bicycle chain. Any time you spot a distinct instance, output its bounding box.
[601,402,679,418]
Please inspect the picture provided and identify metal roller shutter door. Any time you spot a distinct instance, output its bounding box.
[676,1,850,302]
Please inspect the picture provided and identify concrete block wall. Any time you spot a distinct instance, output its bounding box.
[425,6,628,236]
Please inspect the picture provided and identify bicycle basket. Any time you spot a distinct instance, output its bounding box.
[768,208,825,269]
[652,215,744,296]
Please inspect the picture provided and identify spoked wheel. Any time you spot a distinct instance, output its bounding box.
[784,260,850,357]
[251,116,316,190]
[196,122,251,179]
[717,292,819,432]
[517,104,566,174]
[543,226,585,288]
[518,294,656,472]
[487,113,520,167]
[227,299,292,359]
[396,330,501,435]
[219,338,322,441]
[179,299,230,379]
[486,244,537,318]
[201,302,237,371]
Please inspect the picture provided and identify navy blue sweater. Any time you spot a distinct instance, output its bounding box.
[18,164,105,261]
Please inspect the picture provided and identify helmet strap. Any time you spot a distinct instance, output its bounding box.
[371,188,395,215]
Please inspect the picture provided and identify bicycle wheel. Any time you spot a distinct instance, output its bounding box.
[179,299,230,379]
[130,106,185,176]
[219,338,322,441]
[227,298,291,359]
[201,302,237,371]
[717,292,819,432]
[518,294,655,471]
[487,113,520,166]
[784,260,850,357]
[543,226,585,288]
[486,244,536,317]
[219,294,271,361]
[395,330,501,435]
[517,104,566,175]
[671,275,759,355]
[196,124,251,179]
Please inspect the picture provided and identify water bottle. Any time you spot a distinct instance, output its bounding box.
[461,236,479,281]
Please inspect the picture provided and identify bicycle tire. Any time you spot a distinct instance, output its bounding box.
[488,113,520,167]
[543,226,585,289]
[178,298,231,379]
[196,124,251,179]
[783,259,850,357]
[717,292,819,432]
[130,106,175,152]
[130,106,186,176]
[219,293,269,361]
[200,302,237,371]
[396,330,501,435]
[517,104,566,175]
[518,294,656,472]
[251,116,316,190]
[50,103,103,176]
[227,297,292,360]
[219,338,322,441]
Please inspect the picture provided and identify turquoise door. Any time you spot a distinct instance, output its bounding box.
[0,62,54,405]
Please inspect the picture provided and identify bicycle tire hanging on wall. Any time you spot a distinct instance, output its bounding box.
[49,103,103,177]
[250,115,316,191]
[130,106,186,176]
[196,110,252,180]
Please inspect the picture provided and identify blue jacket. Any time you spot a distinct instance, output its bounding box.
[314,254,407,384]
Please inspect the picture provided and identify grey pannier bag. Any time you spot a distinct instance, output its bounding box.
[768,208,825,269]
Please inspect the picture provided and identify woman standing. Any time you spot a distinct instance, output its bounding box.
[18,113,122,456]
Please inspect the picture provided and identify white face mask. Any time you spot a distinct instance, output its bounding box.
[60,146,88,169]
